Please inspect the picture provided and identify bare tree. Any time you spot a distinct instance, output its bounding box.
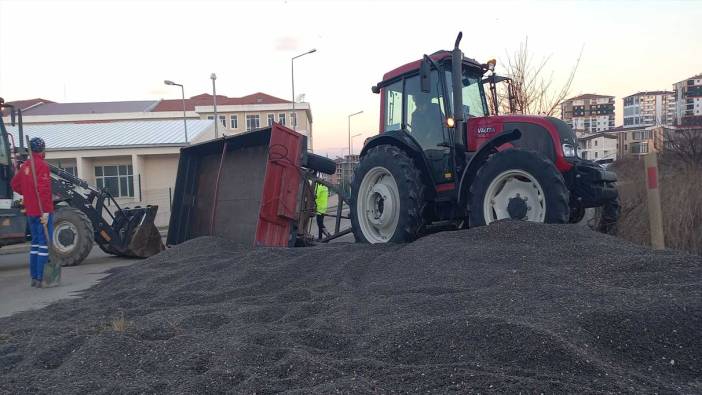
[663,127,702,166]
[487,37,582,116]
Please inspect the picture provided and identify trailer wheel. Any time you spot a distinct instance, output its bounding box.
[350,145,426,243]
[469,149,569,226]
[305,153,337,175]
[51,206,94,266]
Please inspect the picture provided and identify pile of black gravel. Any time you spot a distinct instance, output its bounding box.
[1,221,700,393]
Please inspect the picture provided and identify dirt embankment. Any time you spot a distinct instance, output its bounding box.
[1,221,700,393]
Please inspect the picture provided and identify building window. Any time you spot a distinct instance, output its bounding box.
[267,113,275,126]
[230,115,238,129]
[631,142,649,154]
[278,113,286,126]
[594,140,598,146]
[60,166,76,176]
[218,115,226,127]
[246,115,260,131]
[290,112,297,127]
[632,131,652,140]
[595,152,598,158]
[207,115,214,120]
[95,165,134,197]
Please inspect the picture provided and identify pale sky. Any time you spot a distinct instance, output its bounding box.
[1,0,700,158]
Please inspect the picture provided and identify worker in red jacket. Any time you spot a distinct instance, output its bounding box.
[11,137,54,288]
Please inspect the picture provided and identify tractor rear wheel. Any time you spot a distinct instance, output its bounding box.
[469,149,569,226]
[350,145,426,243]
[51,206,94,266]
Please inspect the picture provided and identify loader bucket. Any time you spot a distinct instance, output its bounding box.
[125,206,164,257]
[167,125,306,247]
[105,205,165,258]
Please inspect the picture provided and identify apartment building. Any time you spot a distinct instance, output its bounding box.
[622,91,675,128]
[331,154,360,191]
[612,125,665,159]
[673,73,702,127]
[577,132,618,162]
[560,94,615,133]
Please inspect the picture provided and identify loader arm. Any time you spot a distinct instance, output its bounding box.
[49,163,163,258]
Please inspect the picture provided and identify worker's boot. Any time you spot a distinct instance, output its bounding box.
[35,280,43,289]
[31,279,37,287]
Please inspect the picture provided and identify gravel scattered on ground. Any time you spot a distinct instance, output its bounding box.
[0,221,700,393]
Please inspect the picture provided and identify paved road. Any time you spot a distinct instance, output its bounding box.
[0,247,139,318]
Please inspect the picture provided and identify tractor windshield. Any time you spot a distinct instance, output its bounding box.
[444,66,488,118]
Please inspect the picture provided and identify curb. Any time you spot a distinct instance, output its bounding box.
[0,243,30,255]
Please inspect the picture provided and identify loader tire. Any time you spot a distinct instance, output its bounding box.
[51,206,94,267]
[469,149,569,227]
[305,153,337,175]
[350,145,426,243]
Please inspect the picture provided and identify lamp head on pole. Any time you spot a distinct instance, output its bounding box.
[164,80,175,85]
[210,73,217,81]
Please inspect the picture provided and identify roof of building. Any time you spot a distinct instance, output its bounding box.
[152,92,290,112]
[623,90,674,99]
[675,73,702,85]
[563,93,615,102]
[577,131,619,141]
[0,98,54,116]
[5,119,215,150]
[22,100,159,116]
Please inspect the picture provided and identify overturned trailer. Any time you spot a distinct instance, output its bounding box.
[167,124,348,247]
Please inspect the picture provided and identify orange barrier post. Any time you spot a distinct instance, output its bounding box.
[644,152,665,250]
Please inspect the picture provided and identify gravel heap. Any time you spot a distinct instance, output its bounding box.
[1,221,700,393]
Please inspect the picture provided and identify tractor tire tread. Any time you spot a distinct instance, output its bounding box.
[52,206,94,267]
[350,145,426,243]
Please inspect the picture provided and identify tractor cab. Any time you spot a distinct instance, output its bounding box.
[372,45,491,190]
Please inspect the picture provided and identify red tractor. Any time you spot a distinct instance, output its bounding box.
[350,33,619,243]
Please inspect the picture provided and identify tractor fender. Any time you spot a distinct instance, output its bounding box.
[457,128,522,207]
[360,131,435,193]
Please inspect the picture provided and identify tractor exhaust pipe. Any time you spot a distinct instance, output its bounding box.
[451,32,464,122]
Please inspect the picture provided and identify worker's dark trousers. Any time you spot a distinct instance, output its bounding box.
[28,214,53,281]
[316,214,326,239]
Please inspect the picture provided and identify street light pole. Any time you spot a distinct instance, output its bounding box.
[291,48,316,144]
[347,110,363,156]
[351,133,362,155]
[164,80,188,143]
[211,73,218,138]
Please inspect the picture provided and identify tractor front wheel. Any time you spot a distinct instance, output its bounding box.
[350,145,426,243]
[51,206,95,266]
[469,149,569,226]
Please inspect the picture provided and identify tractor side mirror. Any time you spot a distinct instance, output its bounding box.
[10,109,16,126]
[420,56,431,93]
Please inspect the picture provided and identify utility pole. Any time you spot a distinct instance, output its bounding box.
[211,73,218,138]
[291,49,316,151]
[347,110,363,156]
[164,80,188,142]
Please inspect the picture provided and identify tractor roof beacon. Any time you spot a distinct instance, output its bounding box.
[350,32,620,244]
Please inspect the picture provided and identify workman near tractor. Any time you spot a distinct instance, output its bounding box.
[11,137,54,288]
[315,182,330,240]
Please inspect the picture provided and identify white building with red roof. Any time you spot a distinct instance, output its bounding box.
[0,92,312,226]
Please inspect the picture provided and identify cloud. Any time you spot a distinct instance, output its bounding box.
[275,36,300,51]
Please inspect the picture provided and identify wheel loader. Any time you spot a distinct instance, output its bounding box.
[0,99,164,265]
[167,33,619,248]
